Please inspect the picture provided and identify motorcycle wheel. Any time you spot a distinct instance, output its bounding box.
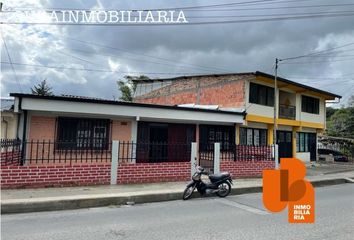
[182,185,195,200]
[216,182,231,198]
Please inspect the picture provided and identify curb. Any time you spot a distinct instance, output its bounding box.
[1,177,351,214]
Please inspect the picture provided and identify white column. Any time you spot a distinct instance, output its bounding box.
[131,120,138,163]
[214,142,220,174]
[272,144,279,169]
[110,141,119,185]
[190,142,197,177]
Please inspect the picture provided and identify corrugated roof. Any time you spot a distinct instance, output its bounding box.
[0,98,14,111]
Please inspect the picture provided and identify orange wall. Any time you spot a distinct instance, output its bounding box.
[134,74,250,108]
[29,116,56,140]
[28,116,132,141]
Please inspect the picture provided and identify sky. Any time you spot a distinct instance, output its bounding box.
[1,0,354,106]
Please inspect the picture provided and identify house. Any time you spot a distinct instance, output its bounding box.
[1,98,18,139]
[9,93,245,164]
[2,93,260,187]
[133,71,341,163]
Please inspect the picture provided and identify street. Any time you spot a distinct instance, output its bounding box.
[1,184,354,240]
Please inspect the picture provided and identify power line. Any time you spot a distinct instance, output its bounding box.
[280,42,354,61]
[62,48,217,72]
[1,35,23,92]
[281,58,354,64]
[0,61,225,75]
[179,3,354,11]
[3,12,354,26]
[3,0,325,12]
[61,36,232,73]
[187,10,354,19]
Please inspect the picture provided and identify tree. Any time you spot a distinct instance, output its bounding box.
[326,107,354,139]
[347,94,354,108]
[117,75,149,102]
[31,79,54,96]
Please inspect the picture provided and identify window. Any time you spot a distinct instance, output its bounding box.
[200,125,235,150]
[56,118,110,150]
[296,132,316,152]
[301,95,319,114]
[240,128,267,146]
[249,82,274,107]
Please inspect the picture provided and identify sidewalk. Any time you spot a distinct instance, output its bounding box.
[2,170,354,214]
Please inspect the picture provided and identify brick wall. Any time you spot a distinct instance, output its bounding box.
[1,164,111,189]
[1,151,21,166]
[117,162,190,184]
[135,74,253,108]
[221,160,274,178]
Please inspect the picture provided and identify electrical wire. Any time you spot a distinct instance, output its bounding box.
[0,61,227,75]
[1,35,23,92]
[3,0,329,12]
[60,36,233,73]
[3,12,354,26]
[280,42,354,61]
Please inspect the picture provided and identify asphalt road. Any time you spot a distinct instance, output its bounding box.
[2,184,354,240]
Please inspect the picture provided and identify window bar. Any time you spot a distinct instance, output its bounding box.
[64,141,68,164]
[48,140,51,164]
[35,140,39,164]
[58,141,62,163]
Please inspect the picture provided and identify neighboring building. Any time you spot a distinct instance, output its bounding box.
[1,98,18,139]
[134,71,341,162]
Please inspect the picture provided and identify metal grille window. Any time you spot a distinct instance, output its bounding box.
[200,125,235,151]
[240,128,267,146]
[56,118,110,150]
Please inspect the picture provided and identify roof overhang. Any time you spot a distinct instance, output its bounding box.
[11,94,245,125]
[255,71,342,100]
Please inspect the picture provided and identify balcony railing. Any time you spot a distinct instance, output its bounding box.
[279,104,296,120]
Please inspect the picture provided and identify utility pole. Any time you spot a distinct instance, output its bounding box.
[274,58,279,169]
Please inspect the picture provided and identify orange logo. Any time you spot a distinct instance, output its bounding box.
[263,158,315,223]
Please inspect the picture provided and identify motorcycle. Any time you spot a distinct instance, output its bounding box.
[182,166,233,200]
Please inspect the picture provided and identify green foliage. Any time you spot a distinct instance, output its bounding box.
[31,79,54,96]
[117,75,149,102]
[326,107,336,119]
[326,94,354,139]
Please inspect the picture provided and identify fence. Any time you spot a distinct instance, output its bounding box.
[11,140,112,165]
[1,139,22,166]
[318,136,354,162]
[118,141,191,163]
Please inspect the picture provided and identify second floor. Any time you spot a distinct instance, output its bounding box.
[133,71,341,128]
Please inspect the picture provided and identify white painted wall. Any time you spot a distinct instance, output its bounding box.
[18,98,245,125]
[296,152,311,163]
[245,79,326,127]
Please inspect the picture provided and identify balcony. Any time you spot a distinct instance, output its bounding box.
[279,104,296,120]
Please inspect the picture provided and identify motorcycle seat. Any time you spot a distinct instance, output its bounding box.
[209,172,230,181]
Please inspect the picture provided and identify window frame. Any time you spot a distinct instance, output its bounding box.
[199,125,235,151]
[56,117,111,150]
[240,127,268,146]
[301,95,320,114]
[249,82,274,107]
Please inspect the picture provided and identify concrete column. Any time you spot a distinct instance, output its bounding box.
[190,142,197,177]
[272,144,279,169]
[267,124,274,145]
[235,125,240,145]
[131,120,138,163]
[110,141,119,185]
[214,142,220,174]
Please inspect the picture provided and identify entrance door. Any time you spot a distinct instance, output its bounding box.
[308,133,317,161]
[277,131,293,161]
[149,124,168,162]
